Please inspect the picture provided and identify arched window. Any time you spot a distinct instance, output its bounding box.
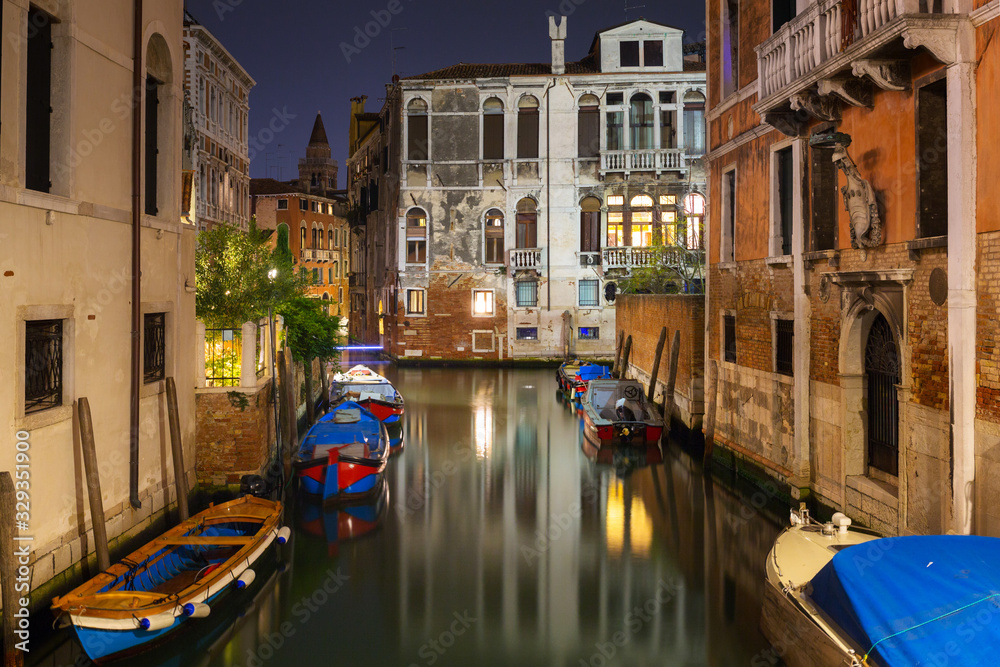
[578,94,600,158]
[300,225,307,252]
[328,229,334,249]
[516,199,537,248]
[683,91,706,156]
[630,93,654,150]
[484,209,504,264]
[483,98,504,160]
[406,207,427,264]
[144,33,173,216]
[517,96,539,159]
[580,197,601,253]
[630,194,654,246]
[684,193,706,249]
[407,98,428,160]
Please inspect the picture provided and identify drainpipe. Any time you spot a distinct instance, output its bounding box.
[129,0,143,509]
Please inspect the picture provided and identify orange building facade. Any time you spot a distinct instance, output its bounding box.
[706,0,999,536]
[251,179,350,317]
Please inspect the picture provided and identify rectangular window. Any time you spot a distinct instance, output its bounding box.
[683,106,705,155]
[775,319,793,376]
[917,78,948,239]
[484,112,504,160]
[773,0,796,32]
[299,198,308,210]
[578,106,599,158]
[643,40,663,67]
[723,170,736,262]
[515,211,537,248]
[24,319,62,414]
[724,315,737,363]
[516,327,538,341]
[810,143,837,251]
[515,281,537,307]
[659,91,675,104]
[722,0,740,98]
[145,76,160,216]
[312,268,320,284]
[406,289,425,315]
[660,110,676,149]
[328,268,333,283]
[579,327,600,340]
[277,199,288,210]
[580,211,600,253]
[407,239,426,264]
[606,112,624,151]
[620,41,640,67]
[26,6,53,193]
[408,113,428,160]
[579,279,600,307]
[607,211,624,247]
[334,262,340,278]
[143,313,166,384]
[473,290,494,316]
[517,108,539,159]
[777,146,794,256]
[485,212,504,264]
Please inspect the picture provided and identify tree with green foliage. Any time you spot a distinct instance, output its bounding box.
[278,295,342,424]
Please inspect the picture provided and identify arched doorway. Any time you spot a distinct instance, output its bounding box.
[865,312,900,476]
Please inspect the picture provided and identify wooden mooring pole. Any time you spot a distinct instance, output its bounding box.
[77,398,110,572]
[703,360,719,467]
[664,330,681,430]
[620,336,633,380]
[0,472,24,666]
[283,347,299,454]
[612,330,625,377]
[165,378,189,521]
[647,327,668,406]
[278,347,291,456]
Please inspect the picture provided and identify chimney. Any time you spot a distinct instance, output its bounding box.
[549,16,567,75]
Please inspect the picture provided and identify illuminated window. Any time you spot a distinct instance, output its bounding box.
[685,193,706,249]
[472,290,494,316]
[630,195,654,246]
[406,289,425,315]
[406,208,427,264]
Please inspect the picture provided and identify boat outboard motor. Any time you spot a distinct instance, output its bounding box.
[615,398,637,423]
[240,474,270,499]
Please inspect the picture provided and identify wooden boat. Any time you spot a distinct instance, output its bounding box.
[330,364,404,425]
[761,504,1000,666]
[580,379,663,449]
[297,475,389,557]
[50,495,287,664]
[556,359,588,396]
[570,363,612,400]
[293,401,390,503]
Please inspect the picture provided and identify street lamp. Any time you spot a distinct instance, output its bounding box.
[267,268,281,492]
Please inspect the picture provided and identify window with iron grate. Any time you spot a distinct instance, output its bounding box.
[144,313,166,384]
[25,320,62,413]
[724,314,737,363]
[775,319,793,376]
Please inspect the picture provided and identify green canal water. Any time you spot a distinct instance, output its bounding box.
[30,364,786,667]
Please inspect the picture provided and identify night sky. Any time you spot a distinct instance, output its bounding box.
[183,0,707,181]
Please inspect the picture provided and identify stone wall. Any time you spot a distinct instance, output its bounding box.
[195,380,275,487]
[615,294,705,430]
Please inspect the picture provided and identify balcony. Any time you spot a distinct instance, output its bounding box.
[508,248,542,272]
[602,245,706,290]
[600,148,687,177]
[755,0,957,122]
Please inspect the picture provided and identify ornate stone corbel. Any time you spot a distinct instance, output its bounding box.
[763,111,804,137]
[902,28,958,65]
[851,60,910,91]
[817,76,873,108]
[855,284,875,310]
[790,91,841,122]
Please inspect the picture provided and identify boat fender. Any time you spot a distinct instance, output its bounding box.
[831,512,852,534]
[182,602,211,618]
[276,526,291,545]
[237,569,256,589]
[138,613,174,631]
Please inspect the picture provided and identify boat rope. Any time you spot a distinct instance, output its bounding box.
[864,592,1000,662]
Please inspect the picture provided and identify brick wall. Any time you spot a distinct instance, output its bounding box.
[615,294,705,429]
[195,380,275,486]
[978,231,1000,421]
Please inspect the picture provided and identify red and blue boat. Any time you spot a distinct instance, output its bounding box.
[580,379,664,449]
[572,363,612,400]
[293,401,390,503]
[331,365,405,427]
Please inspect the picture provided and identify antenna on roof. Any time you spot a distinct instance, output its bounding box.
[624,0,645,20]
[391,28,408,78]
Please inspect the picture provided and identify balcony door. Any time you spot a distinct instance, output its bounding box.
[516,198,537,248]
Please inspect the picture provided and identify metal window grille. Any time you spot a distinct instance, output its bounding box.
[516,281,538,307]
[578,327,600,340]
[724,315,737,363]
[579,279,599,307]
[775,319,793,376]
[516,327,538,340]
[24,319,62,414]
[143,313,166,384]
[205,328,241,387]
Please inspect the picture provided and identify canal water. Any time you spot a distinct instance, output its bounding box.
[31,364,788,667]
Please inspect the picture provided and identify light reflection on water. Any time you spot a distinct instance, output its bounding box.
[30,363,784,667]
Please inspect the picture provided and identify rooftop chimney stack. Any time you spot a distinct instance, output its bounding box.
[549,16,567,75]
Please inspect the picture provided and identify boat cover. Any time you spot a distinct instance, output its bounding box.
[300,402,381,457]
[576,365,611,382]
[809,535,1000,666]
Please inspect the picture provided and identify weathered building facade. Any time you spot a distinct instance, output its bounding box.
[349,19,708,361]
[705,0,999,536]
[183,10,254,231]
[0,0,196,595]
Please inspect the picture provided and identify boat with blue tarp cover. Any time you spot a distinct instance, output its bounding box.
[50,495,287,664]
[293,401,390,503]
[762,503,1000,666]
[572,364,612,400]
[330,365,404,427]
